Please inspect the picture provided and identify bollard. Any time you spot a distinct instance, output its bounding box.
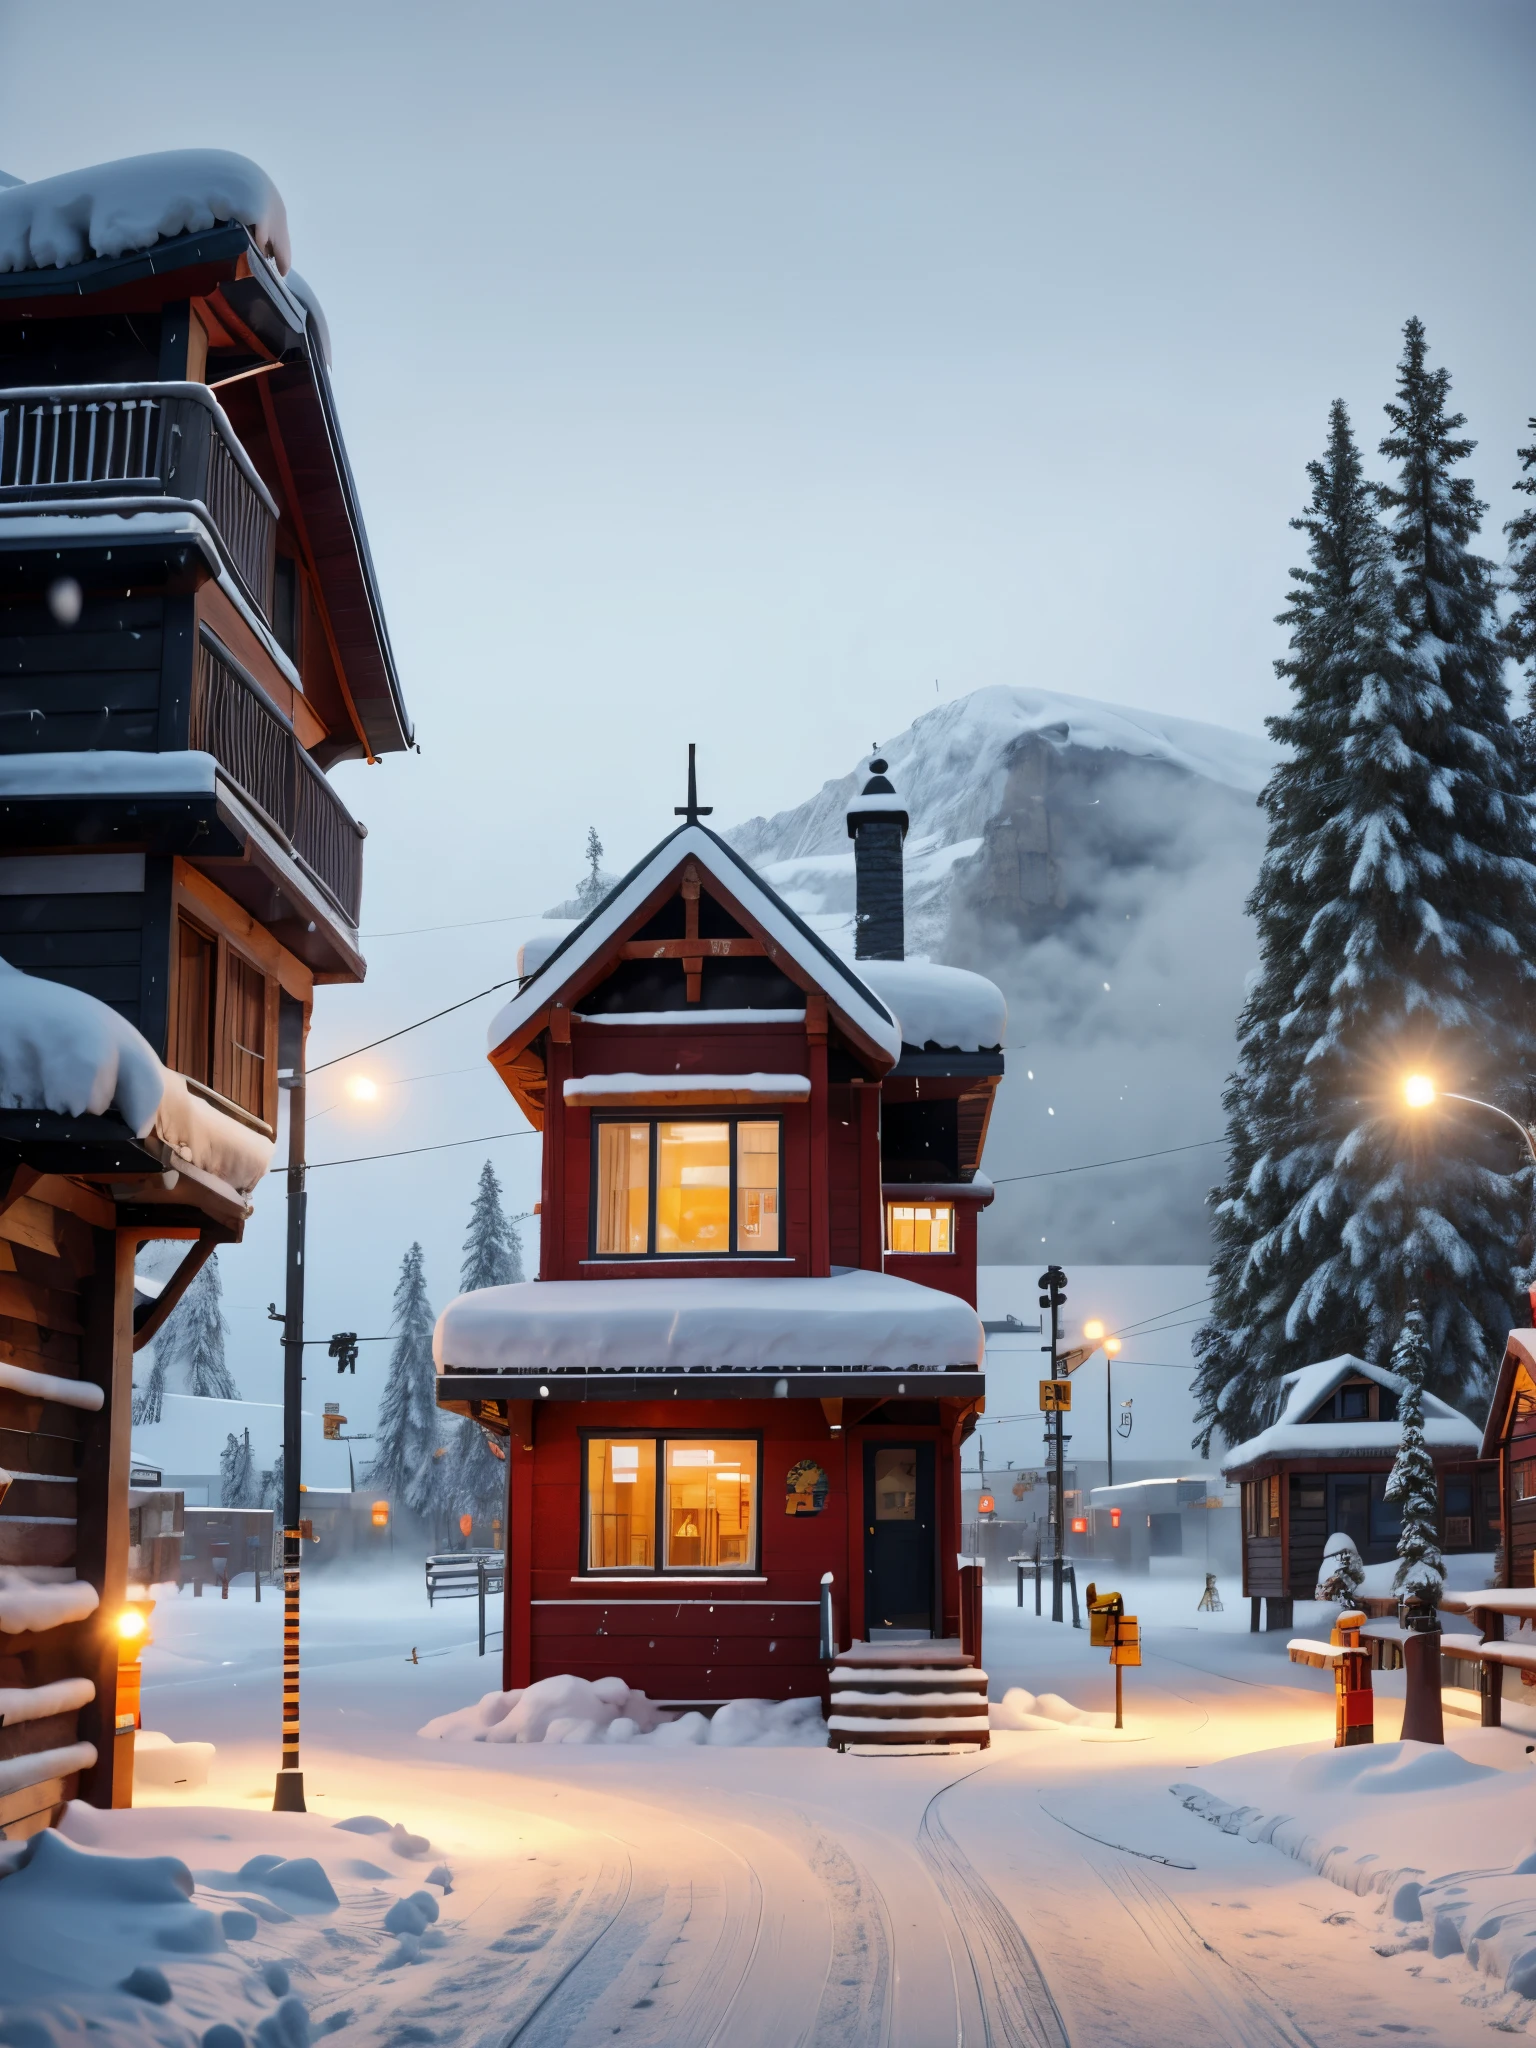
[1288,1608,1374,1747]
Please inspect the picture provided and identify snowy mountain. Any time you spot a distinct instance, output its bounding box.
[726,687,1278,1265]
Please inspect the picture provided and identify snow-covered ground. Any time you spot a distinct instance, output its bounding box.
[4,1564,1533,2045]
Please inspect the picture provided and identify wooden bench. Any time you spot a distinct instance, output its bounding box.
[424,1552,505,1656]
[1437,1592,1536,1727]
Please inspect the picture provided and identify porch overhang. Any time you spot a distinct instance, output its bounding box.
[434,1268,985,1399]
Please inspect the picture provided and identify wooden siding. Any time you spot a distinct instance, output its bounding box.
[827,1084,862,1270]
[0,594,164,755]
[0,887,151,1026]
[1243,1534,1284,1597]
[1287,1474,1329,1601]
[0,1180,134,1832]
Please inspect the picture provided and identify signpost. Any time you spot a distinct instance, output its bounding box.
[1086,1582,1140,1729]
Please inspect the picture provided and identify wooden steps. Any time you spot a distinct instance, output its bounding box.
[827,1638,990,1750]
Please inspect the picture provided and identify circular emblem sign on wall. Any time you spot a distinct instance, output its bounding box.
[785,1459,829,1516]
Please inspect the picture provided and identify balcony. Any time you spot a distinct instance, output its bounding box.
[192,637,364,927]
[0,382,278,621]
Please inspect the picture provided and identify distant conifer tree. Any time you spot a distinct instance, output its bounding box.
[131,1352,167,1426]
[1505,417,1536,779]
[262,1449,284,1515]
[1194,330,1536,1451]
[575,826,606,914]
[220,1427,260,1508]
[160,1253,240,1401]
[371,1243,442,1527]
[460,1159,522,1291]
[1385,1305,1446,1612]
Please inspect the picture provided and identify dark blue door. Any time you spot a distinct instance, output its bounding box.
[864,1442,936,1633]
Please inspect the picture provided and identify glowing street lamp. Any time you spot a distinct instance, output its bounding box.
[345,1075,380,1103]
[1402,1074,1536,1167]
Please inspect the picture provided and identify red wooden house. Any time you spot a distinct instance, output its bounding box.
[434,758,1005,1719]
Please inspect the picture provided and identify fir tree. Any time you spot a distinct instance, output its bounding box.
[575,826,606,914]
[444,1419,506,1543]
[262,1449,284,1515]
[460,1159,522,1292]
[1504,418,1536,779]
[131,1351,167,1427]
[1194,336,1536,1450]
[1385,1304,1446,1610]
[220,1427,259,1508]
[160,1254,240,1401]
[370,1243,442,1525]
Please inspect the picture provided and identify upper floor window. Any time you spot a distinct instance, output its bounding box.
[886,1200,954,1255]
[171,910,271,1124]
[592,1116,781,1257]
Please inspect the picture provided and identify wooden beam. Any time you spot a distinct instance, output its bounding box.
[618,939,766,962]
[75,1225,136,1809]
[131,1234,220,1353]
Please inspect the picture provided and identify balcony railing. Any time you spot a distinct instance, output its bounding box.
[192,637,365,927]
[0,382,279,621]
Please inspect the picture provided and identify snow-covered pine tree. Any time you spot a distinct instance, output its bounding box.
[159,1253,240,1401]
[460,1159,522,1291]
[1385,1304,1446,1612]
[445,1160,520,1539]
[131,1351,167,1426]
[575,826,606,914]
[262,1448,283,1514]
[370,1243,443,1528]
[1194,331,1536,1450]
[219,1427,259,1508]
[1505,417,1536,779]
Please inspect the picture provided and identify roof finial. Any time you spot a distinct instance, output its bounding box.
[674,741,713,825]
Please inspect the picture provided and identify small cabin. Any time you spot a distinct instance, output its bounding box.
[1221,1354,1492,1630]
[1476,1329,1536,1588]
[435,758,1005,1709]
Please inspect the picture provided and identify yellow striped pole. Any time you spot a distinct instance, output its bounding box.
[274,1006,307,1814]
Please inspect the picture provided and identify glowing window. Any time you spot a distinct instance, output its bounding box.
[591,1117,781,1257]
[885,1201,954,1255]
[665,1438,756,1569]
[586,1438,657,1568]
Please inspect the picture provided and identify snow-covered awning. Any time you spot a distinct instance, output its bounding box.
[0,957,273,1205]
[562,1073,809,1106]
[853,959,1005,1054]
[1221,1354,1482,1476]
[435,1269,984,1400]
[0,151,290,275]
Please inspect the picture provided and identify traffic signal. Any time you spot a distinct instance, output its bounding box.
[329,1331,359,1374]
[1036,1265,1068,1311]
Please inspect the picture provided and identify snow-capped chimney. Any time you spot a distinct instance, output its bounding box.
[846,755,909,960]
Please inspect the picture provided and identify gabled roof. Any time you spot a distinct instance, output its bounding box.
[1221,1352,1483,1475]
[486,822,903,1066]
[1478,1330,1536,1460]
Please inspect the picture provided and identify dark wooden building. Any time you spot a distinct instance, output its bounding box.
[436,761,1005,1724]
[0,151,409,1835]
[1222,1355,1493,1629]
[1477,1329,1536,1588]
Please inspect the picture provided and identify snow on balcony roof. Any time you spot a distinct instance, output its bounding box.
[0,151,290,275]
[562,1073,810,1104]
[853,959,1005,1053]
[0,956,272,1201]
[435,1269,983,1378]
[1220,1353,1482,1474]
[489,823,903,1065]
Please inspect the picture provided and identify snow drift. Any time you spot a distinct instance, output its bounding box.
[420,1674,827,1748]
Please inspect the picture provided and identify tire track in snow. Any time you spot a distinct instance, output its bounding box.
[918,1779,1071,2048]
[499,1838,636,2045]
[1090,1858,1321,2048]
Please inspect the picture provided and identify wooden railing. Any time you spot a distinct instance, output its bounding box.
[0,382,279,621]
[191,638,364,926]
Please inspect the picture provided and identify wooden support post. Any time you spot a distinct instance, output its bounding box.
[1400,1626,1444,1745]
[503,1401,534,1690]
[806,993,829,1276]
[1481,1609,1504,1728]
[76,1227,137,1809]
[857,1082,883,1270]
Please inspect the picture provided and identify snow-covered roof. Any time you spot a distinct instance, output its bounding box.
[1221,1354,1482,1474]
[435,1269,983,1378]
[0,152,289,276]
[0,957,272,1202]
[562,1073,810,1105]
[489,823,903,1066]
[853,959,1005,1053]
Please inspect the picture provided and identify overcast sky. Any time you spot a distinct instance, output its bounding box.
[1,3,1533,1418]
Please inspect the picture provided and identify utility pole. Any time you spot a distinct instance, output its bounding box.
[1038,1265,1068,1622]
[275,996,307,1814]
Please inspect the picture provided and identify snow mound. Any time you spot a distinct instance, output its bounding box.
[132,1731,215,1790]
[419,1674,827,1748]
[990,1686,1114,1731]
[0,150,290,275]
[1289,1741,1501,1800]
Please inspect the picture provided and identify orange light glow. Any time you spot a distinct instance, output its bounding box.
[1071,1516,1088,1534]
[977,1493,995,1515]
[371,1500,390,1528]
[1404,1074,1436,1109]
[1083,1320,1105,1342]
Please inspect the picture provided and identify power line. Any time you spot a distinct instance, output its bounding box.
[991,1137,1223,1185]
[362,910,544,940]
[308,977,522,1076]
[308,1129,538,1172]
